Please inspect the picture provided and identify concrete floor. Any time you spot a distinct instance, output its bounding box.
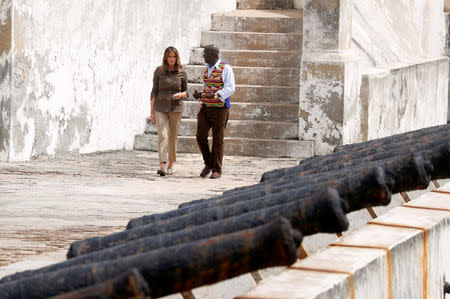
[0,150,299,279]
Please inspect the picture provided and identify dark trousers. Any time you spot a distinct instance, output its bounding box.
[196,105,229,173]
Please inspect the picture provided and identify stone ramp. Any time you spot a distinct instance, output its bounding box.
[134,2,314,158]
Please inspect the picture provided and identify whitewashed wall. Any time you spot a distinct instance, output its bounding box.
[0,0,236,161]
[350,0,448,142]
[353,0,446,70]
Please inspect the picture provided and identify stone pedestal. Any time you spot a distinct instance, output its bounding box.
[299,0,361,155]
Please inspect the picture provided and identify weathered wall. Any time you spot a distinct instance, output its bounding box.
[360,58,448,140]
[293,0,304,9]
[0,0,11,161]
[352,0,448,140]
[353,0,445,70]
[299,0,362,155]
[1,0,235,161]
[445,12,450,122]
[300,0,448,154]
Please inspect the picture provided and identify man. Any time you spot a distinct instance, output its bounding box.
[193,44,236,179]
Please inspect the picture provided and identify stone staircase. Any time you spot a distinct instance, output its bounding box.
[134,0,314,158]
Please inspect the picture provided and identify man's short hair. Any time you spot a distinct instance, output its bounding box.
[204,44,220,55]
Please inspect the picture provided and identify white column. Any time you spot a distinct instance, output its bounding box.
[299,0,362,155]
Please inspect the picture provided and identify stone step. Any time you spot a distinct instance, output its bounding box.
[187,84,299,104]
[237,0,294,10]
[185,65,300,86]
[145,118,299,140]
[212,9,302,33]
[134,135,314,158]
[182,101,299,122]
[189,48,301,68]
[201,31,301,51]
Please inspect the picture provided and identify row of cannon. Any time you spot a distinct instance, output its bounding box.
[0,124,448,298]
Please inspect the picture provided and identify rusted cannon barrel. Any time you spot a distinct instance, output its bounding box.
[180,152,430,212]
[421,141,450,179]
[334,123,448,153]
[48,268,151,299]
[128,168,361,228]
[300,124,449,167]
[182,161,395,209]
[260,132,448,183]
[68,186,349,258]
[0,217,302,299]
[129,165,390,229]
[2,189,347,284]
[230,144,436,197]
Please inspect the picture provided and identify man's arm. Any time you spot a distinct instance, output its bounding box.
[217,64,235,101]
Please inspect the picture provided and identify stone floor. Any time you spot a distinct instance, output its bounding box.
[0,150,299,279]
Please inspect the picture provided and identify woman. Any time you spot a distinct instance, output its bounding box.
[150,46,188,176]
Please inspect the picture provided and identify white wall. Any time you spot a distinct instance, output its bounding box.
[350,0,448,142]
[352,0,446,70]
[1,0,235,161]
[361,58,448,140]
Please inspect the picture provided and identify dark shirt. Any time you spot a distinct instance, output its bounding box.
[151,66,187,113]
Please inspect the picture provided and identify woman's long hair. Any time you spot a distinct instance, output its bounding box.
[161,46,182,71]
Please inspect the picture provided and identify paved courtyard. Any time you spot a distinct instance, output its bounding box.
[0,150,299,279]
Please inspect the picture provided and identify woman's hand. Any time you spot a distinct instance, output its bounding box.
[150,112,156,124]
[172,92,184,100]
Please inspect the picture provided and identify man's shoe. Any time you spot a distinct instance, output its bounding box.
[166,167,173,175]
[210,172,221,179]
[200,166,211,178]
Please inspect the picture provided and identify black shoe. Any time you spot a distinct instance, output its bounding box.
[157,168,166,176]
[200,166,211,178]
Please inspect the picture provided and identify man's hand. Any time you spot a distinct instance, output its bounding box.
[193,90,201,100]
[204,92,215,99]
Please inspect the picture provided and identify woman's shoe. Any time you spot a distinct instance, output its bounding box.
[166,167,174,175]
[157,167,166,176]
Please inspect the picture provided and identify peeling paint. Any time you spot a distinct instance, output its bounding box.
[0,0,11,26]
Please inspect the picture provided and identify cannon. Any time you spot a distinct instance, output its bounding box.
[0,217,302,299]
[67,187,350,258]
[334,123,449,153]
[48,268,151,299]
[1,189,347,284]
[176,151,432,212]
[259,131,448,182]
[127,165,391,229]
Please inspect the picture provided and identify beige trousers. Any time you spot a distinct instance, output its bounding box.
[155,111,182,164]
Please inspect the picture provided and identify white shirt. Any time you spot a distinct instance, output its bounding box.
[206,59,236,101]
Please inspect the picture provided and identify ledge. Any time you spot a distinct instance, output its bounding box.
[239,183,450,299]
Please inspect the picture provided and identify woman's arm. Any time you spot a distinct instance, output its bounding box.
[150,96,156,124]
[150,68,159,124]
